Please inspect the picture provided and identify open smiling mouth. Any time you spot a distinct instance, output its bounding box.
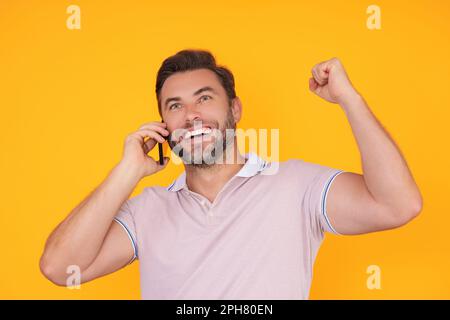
[180,127,213,142]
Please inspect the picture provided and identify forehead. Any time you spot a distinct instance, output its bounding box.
[160,68,224,100]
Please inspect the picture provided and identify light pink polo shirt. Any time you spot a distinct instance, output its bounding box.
[113,152,345,299]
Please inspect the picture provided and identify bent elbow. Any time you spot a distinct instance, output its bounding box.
[394,196,423,227]
[39,256,67,287]
[410,197,423,218]
[407,191,423,219]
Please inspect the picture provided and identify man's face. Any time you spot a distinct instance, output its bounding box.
[159,68,241,166]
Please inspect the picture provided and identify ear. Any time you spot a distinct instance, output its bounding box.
[230,97,242,123]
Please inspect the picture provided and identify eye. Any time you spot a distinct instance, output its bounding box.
[199,95,212,103]
[169,103,181,110]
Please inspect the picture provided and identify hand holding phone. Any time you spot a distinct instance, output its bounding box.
[120,121,170,178]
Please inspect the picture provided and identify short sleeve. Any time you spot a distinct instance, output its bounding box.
[114,199,139,263]
[299,160,347,238]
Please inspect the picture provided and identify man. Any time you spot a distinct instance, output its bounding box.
[40,50,422,299]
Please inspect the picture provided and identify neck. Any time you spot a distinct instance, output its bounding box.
[184,140,246,203]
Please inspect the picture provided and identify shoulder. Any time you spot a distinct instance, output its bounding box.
[127,185,172,207]
[272,159,344,191]
[276,158,317,176]
[283,158,337,176]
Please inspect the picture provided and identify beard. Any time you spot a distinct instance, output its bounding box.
[167,107,236,168]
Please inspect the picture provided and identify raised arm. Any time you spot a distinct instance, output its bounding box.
[309,58,423,235]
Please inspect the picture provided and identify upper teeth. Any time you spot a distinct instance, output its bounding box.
[184,127,212,139]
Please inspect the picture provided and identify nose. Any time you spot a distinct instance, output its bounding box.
[184,103,203,124]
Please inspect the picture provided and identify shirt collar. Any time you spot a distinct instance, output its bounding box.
[166,152,270,192]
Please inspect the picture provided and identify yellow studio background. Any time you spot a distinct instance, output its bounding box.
[0,0,449,299]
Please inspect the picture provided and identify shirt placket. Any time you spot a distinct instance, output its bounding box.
[198,196,215,226]
[183,176,245,226]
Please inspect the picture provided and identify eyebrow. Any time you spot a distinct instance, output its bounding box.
[164,86,218,109]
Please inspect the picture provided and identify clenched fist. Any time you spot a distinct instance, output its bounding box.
[309,58,360,106]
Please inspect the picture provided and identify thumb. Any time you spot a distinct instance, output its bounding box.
[309,77,319,92]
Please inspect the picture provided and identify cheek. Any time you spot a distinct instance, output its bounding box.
[165,115,184,130]
[209,103,230,119]
[210,111,229,128]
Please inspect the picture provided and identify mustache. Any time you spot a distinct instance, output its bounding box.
[183,120,218,131]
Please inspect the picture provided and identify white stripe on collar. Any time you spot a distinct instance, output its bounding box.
[166,152,269,192]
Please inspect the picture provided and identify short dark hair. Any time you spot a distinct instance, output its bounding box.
[155,49,237,116]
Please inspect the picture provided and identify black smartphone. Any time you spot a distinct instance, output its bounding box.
[158,119,165,165]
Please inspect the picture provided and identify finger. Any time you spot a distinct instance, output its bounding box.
[309,77,319,92]
[139,124,170,137]
[312,66,327,86]
[317,63,330,80]
[131,129,166,144]
[139,121,167,128]
[141,129,166,144]
[139,123,169,135]
[311,68,324,86]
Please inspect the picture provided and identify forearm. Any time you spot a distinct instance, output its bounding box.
[40,161,141,275]
[341,94,422,215]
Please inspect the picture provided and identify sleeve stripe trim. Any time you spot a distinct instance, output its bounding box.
[113,218,138,263]
[321,170,346,235]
